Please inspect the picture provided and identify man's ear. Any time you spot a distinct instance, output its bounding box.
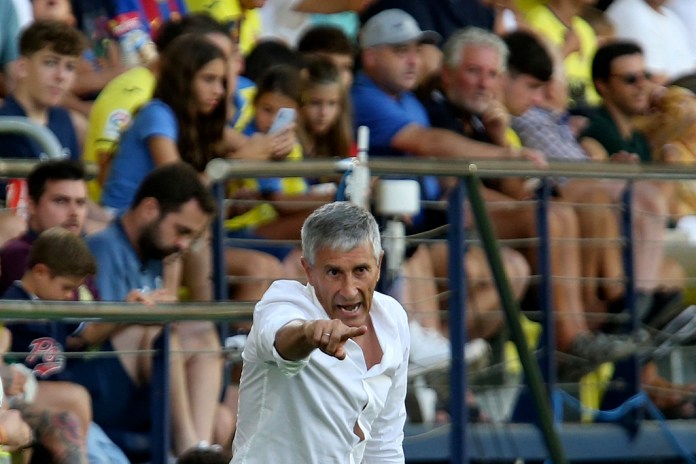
[441,65,453,91]
[362,48,376,71]
[32,263,52,279]
[26,197,38,219]
[300,256,311,279]
[376,251,384,281]
[140,197,160,221]
[594,79,607,99]
[14,56,29,81]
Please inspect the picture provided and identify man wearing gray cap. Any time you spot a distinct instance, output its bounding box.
[352,9,544,165]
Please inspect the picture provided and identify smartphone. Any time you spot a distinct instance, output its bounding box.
[268,108,296,134]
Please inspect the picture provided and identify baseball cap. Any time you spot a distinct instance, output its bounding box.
[360,9,441,49]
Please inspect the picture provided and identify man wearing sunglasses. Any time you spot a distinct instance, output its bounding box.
[581,40,681,333]
[581,41,653,163]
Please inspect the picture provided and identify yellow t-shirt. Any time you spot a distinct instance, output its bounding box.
[524,5,600,108]
[184,0,261,56]
[82,66,157,201]
[232,85,257,132]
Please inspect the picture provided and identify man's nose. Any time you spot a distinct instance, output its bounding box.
[339,275,359,298]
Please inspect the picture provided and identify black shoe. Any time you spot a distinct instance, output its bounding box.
[559,331,648,380]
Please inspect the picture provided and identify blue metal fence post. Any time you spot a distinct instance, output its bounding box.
[448,180,469,464]
[600,182,643,424]
[151,324,171,463]
[535,180,559,410]
[621,182,640,400]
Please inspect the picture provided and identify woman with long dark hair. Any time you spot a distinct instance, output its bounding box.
[101,34,228,211]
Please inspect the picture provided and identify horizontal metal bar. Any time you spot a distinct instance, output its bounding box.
[0,300,254,322]
[206,158,696,181]
[0,159,98,179]
[0,117,64,159]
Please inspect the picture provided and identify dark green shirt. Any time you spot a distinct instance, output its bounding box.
[581,106,652,163]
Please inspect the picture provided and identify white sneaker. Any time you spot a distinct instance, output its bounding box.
[224,334,247,363]
[408,321,491,373]
[408,321,451,367]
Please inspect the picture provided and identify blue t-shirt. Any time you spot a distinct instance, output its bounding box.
[101,99,178,210]
[86,219,163,301]
[0,95,79,160]
[351,71,440,202]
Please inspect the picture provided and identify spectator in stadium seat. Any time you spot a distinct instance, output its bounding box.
[86,163,221,457]
[421,26,643,373]
[0,20,84,162]
[523,0,601,109]
[1,227,128,463]
[297,25,356,89]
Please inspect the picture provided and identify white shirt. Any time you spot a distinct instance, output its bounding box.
[666,0,696,52]
[606,0,696,80]
[232,280,409,464]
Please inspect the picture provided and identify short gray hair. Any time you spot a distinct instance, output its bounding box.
[442,27,508,73]
[301,202,382,267]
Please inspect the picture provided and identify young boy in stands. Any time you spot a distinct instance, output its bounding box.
[0,20,84,161]
[1,227,97,463]
[0,20,87,247]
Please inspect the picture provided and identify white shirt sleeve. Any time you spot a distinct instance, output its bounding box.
[252,281,318,376]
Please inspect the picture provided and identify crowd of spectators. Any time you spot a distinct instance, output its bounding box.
[0,0,696,461]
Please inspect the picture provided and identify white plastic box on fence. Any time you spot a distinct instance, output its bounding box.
[375,179,421,216]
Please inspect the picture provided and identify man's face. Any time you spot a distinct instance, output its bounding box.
[21,48,78,108]
[139,199,210,260]
[301,242,382,328]
[364,42,421,95]
[503,73,547,116]
[598,53,651,117]
[29,179,87,234]
[34,266,84,300]
[443,45,503,115]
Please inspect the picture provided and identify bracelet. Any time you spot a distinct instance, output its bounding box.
[0,424,7,445]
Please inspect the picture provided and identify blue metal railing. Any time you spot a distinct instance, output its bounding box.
[2,154,696,462]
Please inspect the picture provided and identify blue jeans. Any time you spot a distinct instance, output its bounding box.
[87,422,129,464]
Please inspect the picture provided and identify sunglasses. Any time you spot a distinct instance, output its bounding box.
[610,71,652,85]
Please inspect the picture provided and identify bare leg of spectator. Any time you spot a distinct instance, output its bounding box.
[18,404,87,464]
[226,248,285,301]
[175,321,222,446]
[33,381,92,437]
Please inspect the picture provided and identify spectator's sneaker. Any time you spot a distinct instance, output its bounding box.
[408,321,491,376]
[560,331,648,380]
[223,334,247,363]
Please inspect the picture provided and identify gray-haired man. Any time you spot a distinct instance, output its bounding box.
[232,201,409,463]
